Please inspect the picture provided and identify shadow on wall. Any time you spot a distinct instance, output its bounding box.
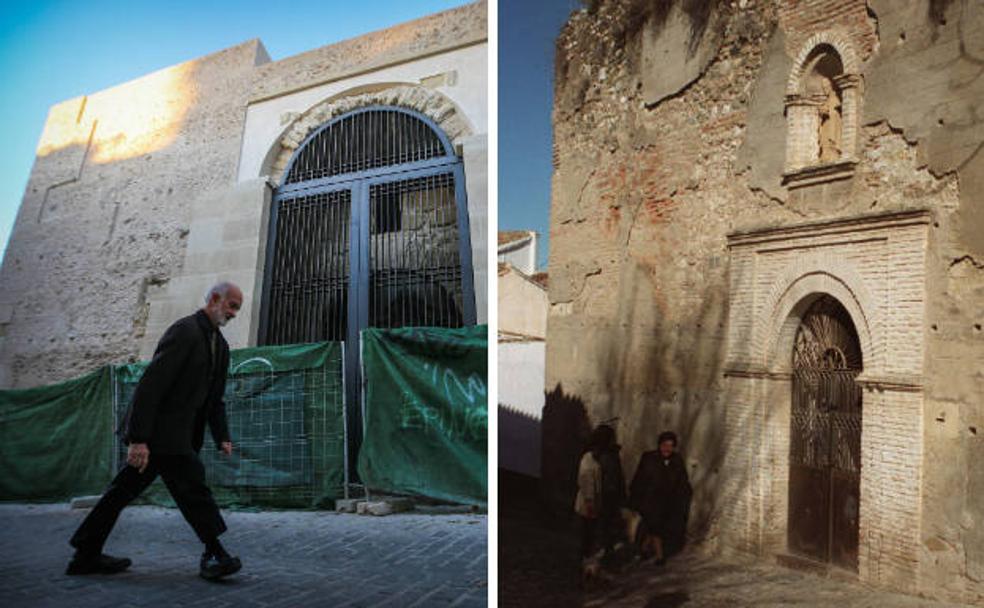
[540,256,733,542]
[498,405,542,479]
[601,266,730,542]
[540,384,591,515]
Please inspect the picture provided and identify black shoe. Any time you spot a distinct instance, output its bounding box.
[199,552,241,581]
[66,553,132,575]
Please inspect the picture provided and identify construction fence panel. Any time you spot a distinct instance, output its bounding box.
[112,341,346,509]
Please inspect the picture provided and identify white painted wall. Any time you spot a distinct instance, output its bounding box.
[499,268,548,339]
[498,233,537,275]
[498,340,545,477]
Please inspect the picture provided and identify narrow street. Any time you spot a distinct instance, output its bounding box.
[498,491,974,608]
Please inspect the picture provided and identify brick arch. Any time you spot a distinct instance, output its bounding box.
[264,84,474,185]
[786,30,859,95]
[759,257,879,374]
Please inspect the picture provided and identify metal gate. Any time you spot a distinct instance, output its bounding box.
[259,106,476,460]
[788,295,862,571]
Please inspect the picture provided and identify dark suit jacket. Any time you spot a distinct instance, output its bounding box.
[121,310,231,455]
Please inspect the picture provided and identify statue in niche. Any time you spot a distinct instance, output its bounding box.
[817,76,842,162]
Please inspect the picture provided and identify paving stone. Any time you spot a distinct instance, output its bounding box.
[365,498,415,516]
[0,503,486,607]
[335,498,364,513]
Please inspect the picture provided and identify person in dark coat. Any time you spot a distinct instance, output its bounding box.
[66,282,244,581]
[628,431,692,564]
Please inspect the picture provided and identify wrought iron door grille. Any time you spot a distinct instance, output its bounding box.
[368,174,464,329]
[790,369,862,472]
[788,294,862,571]
[265,190,351,345]
[285,109,448,184]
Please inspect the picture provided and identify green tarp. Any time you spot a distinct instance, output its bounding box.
[358,325,488,505]
[0,367,114,501]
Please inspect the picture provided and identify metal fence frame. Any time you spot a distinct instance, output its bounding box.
[110,342,352,506]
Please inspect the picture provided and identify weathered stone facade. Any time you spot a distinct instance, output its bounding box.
[0,1,487,385]
[545,0,984,602]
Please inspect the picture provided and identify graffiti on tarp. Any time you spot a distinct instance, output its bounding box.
[422,361,486,405]
[399,392,487,442]
[399,328,474,358]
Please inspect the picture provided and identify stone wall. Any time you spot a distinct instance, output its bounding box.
[0,41,264,387]
[546,0,984,601]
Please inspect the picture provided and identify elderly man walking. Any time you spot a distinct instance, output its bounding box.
[67,282,244,581]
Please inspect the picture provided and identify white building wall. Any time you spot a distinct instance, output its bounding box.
[498,341,545,477]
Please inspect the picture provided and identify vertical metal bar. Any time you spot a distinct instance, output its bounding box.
[399,184,406,327]
[297,197,309,342]
[275,199,291,343]
[437,177,447,327]
[341,192,349,342]
[288,198,303,343]
[409,181,417,327]
[453,163,476,325]
[385,183,392,328]
[314,194,325,342]
[304,195,317,341]
[341,340,349,500]
[259,188,279,344]
[345,182,364,481]
[330,198,337,341]
[330,121,338,176]
[282,199,295,343]
[336,193,345,341]
[319,127,328,179]
[111,365,119,475]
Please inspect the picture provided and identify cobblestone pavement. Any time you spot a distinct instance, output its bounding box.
[0,503,486,608]
[499,496,974,608]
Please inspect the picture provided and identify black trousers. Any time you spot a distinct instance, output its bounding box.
[69,453,226,555]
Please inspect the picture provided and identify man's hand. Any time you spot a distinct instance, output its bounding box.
[220,441,233,456]
[127,443,150,473]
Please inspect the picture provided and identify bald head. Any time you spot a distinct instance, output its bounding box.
[202,282,243,328]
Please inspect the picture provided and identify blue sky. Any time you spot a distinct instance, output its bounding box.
[498,0,580,270]
[0,0,471,261]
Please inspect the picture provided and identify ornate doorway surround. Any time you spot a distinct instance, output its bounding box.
[723,210,930,592]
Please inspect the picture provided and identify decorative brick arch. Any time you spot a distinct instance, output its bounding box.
[760,256,878,374]
[786,30,859,95]
[264,84,474,185]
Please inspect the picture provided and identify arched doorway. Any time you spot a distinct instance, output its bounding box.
[787,294,862,571]
[258,105,476,452]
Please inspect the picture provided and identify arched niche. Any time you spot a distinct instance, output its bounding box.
[784,32,862,182]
